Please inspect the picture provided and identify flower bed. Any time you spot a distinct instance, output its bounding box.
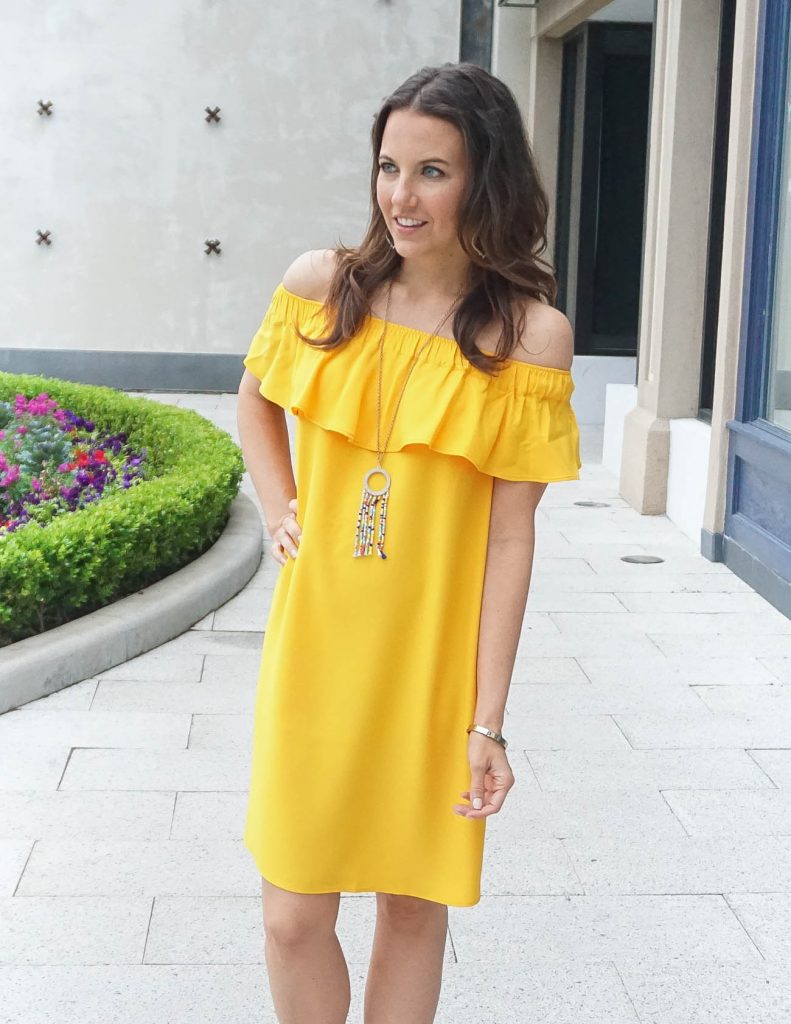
[0,372,244,647]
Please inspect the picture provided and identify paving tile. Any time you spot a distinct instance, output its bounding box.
[0,841,34,896]
[617,962,791,1023]
[19,679,98,710]
[545,508,680,531]
[510,633,663,659]
[506,681,705,715]
[748,750,791,788]
[662,789,791,837]
[436,960,639,1023]
[90,677,257,714]
[447,893,757,962]
[614,712,791,749]
[725,893,791,959]
[98,650,205,681]
[531,530,578,556]
[509,657,589,685]
[586,555,733,575]
[525,748,774,791]
[760,657,791,683]
[531,557,596,576]
[143,896,263,965]
[16,840,258,897]
[616,591,777,614]
[533,788,688,840]
[480,833,584,895]
[652,634,791,657]
[200,651,265,681]
[0,896,151,964]
[563,834,791,894]
[578,655,777,686]
[188,714,253,750]
[59,748,251,792]
[151,629,265,656]
[502,713,630,750]
[212,588,274,632]
[533,572,756,593]
[0,792,175,841]
[526,591,627,612]
[0,744,71,791]
[694,683,791,715]
[552,612,791,636]
[170,792,248,841]
[0,710,191,750]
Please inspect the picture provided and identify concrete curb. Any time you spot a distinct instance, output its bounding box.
[0,490,263,714]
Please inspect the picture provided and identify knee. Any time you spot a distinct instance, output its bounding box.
[262,883,339,949]
[376,892,447,930]
[264,908,324,949]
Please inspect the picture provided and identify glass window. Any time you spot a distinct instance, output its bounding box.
[767,53,791,431]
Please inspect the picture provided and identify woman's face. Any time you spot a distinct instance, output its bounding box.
[376,108,467,260]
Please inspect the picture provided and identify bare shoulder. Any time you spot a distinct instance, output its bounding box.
[281,249,337,303]
[510,298,574,371]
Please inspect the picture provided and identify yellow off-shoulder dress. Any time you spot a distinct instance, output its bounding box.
[242,282,580,907]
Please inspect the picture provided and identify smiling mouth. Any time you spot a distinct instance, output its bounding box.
[394,217,427,229]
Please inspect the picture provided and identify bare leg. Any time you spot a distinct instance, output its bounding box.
[363,892,449,1024]
[261,877,351,1024]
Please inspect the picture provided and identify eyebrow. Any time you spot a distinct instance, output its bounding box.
[379,154,450,165]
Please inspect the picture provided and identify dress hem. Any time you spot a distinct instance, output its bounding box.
[245,842,482,909]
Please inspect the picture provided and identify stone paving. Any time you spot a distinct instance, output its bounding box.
[1,391,790,1023]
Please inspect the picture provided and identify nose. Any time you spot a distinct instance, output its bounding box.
[391,173,418,210]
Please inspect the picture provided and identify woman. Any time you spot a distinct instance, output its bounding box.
[237,61,580,1024]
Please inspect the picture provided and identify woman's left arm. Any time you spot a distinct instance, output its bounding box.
[452,479,546,819]
[474,478,547,732]
[453,304,574,821]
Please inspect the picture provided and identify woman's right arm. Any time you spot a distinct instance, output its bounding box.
[236,370,298,548]
[236,249,335,549]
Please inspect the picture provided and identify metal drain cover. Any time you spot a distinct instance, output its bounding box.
[621,554,665,564]
[573,501,611,508]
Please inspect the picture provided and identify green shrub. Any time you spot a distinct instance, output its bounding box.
[0,373,244,647]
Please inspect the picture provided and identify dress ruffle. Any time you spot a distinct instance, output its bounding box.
[243,282,581,483]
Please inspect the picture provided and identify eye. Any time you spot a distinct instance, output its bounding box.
[377,161,444,177]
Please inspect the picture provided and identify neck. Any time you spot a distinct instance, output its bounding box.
[393,250,473,301]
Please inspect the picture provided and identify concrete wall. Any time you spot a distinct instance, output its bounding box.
[667,419,712,544]
[3,0,459,365]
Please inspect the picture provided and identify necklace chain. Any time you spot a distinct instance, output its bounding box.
[353,279,465,559]
[375,280,464,465]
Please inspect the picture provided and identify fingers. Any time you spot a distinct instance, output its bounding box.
[280,519,300,560]
[269,505,302,565]
[453,779,514,819]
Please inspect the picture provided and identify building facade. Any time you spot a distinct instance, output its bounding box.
[4,0,788,615]
[491,0,789,618]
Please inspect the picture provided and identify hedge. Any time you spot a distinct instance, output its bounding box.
[0,372,245,647]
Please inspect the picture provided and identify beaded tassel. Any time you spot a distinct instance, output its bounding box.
[353,468,390,559]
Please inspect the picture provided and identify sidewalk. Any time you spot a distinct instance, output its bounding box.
[1,392,790,1024]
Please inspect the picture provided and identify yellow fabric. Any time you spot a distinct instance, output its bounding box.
[244,283,581,482]
[243,282,581,907]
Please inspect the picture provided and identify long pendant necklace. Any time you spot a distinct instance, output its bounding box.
[353,280,464,559]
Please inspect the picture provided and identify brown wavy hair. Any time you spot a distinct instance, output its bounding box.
[297,61,556,374]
